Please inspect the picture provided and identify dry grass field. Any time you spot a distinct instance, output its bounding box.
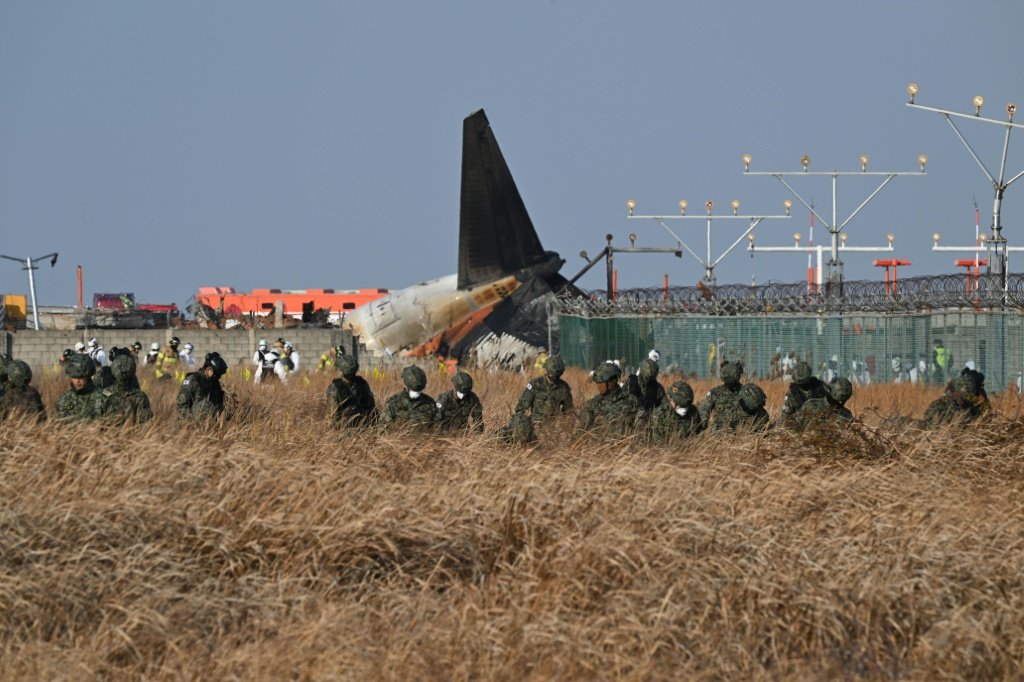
[2,366,1023,680]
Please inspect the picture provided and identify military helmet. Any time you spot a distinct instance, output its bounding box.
[203,352,228,378]
[337,354,359,375]
[592,361,621,384]
[829,377,854,404]
[451,371,473,393]
[545,355,565,379]
[109,346,132,360]
[720,361,743,386]
[960,368,985,396]
[7,360,32,386]
[170,336,180,348]
[65,354,96,379]
[132,341,143,351]
[334,344,347,357]
[950,376,973,394]
[739,383,767,411]
[792,361,813,384]
[402,365,427,391]
[638,358,659,382]
[62,348,75,359]
[110,354,137,383]
[668,380,695,408]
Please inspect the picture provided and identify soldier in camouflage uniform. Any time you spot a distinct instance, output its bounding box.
[56,354,101,421]
[379,366,436,430]
[434,371,484,433]
[326,354,376,426]
[625,358,667,415]
[95,355,153,424]
[828,378,855,422]
[514,355,573,421]
[697,360,750,431]
[497,412,537,445]
[648,380,703,443]
[736,383,771,432]
[576,361,643,435]
[959,367,991,411]
[0,360,45,421]
[177,352,228,421]
[780,361,832,425]
[921,376,990,428]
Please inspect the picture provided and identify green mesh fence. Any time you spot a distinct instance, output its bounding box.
[558,312,1023,391]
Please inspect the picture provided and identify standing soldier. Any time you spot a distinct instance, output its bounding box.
[95,355,153,424]
[780,361,832,425]
[648,380,702,443]
[736,384,771,431]
[177,352,228,421]
[0,360,45,421]
[514,355,573,421]
[379,366,435,430]
[697,360,748,431]
[434,371,484,433]
[326,354,376,426]
[576,361,643,435]
[56,354,101,421]
[626,358,667,415]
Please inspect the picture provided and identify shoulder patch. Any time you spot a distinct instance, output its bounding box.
[436,402,443,409]
[705,391,711,397]
[526,383,532,390]
[183,379,190,385]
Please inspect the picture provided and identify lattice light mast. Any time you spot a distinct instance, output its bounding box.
[742,152,925,296]
[906,83,1023,290]
[625,198,790,289]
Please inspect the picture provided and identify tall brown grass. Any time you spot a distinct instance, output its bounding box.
[2,367,1023,680]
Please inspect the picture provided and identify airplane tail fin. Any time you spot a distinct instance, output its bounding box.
[458,109,548,290]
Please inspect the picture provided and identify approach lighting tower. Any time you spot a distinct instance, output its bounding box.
[0,252,59,330]
[742,152,925,296]
[905,83,1023,291]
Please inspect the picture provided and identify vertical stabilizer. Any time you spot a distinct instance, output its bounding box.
[458,110,547,290]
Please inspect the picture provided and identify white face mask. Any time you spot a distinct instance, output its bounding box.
[455,391,466,400]
[408,390,421,399]
[675,407,689,417]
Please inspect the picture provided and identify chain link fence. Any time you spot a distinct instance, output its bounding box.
[555,275,1024,391]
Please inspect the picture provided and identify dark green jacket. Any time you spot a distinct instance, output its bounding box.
[433,389,484,433]
[576,386,643,435]
[0,384,45,421]
[648,403,703,443]
[176,372,225,421]
[326,375,376,426]
[515,375,573,419]
[96,383,153,424]
[697,383,745,431]
[379,391,436,430]
[56,383,100,421]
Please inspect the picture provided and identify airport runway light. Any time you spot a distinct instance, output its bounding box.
[730,199,741,215]
[909,85,1024,291]
[801,155,810,171]
[886,232,895,246]
[679,199,688,215]
[579,250,589,261]
[860,154,870,172]
[705,200,713,214]
[742,153,752,172]
[932,232,941,245]
[907,82,919,103]
[784,199,793,216]
[629,233,637,247]
[793,232,802,245]
[918,153,928,171]
[840,232,849,244]
[626,198,636,216]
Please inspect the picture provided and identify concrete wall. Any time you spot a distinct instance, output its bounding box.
[4,328,354,373]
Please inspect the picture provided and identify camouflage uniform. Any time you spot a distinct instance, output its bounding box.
[0,354,10,402]
[379,366,436,430]
[778,360,835,425]
[576,362,643,435]
[697,361,749,432]
[625,358,667,415]
[95,355,153,424]
[326,355,376,426]
[735,383,771,432]
[56,355,100,421]
[434,371,484,433]
[497,412,537,445]
[0,360,45,421]
[177,354,228,421]
[515,356,573,420]
[648,380,703,443]
[921,376,989,428]
[828,378,854,422]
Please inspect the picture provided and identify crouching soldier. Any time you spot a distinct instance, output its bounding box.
[737,383,771,432]
[648,380,703,443]
[576,361,643,436]
[379,366,436,430]
[327,354,376,426]
[95,355,153,424]
[1,360,45,422]
[434,371,484,433]
[56,354,101,421]
[497,412,537,445]
[177,352,228,421]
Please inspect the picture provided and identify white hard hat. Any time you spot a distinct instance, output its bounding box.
[74,342,86,352]
[150,342,160,351]
[648,349,661,363]
[258,339,268,348]
[87,337,98,348]
[184,343,194,351]
[284,341,293,349]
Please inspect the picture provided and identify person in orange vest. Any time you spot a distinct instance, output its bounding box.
[155,336,182,381]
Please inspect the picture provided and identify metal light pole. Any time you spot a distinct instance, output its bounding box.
[0,252,59,330]
[748,231,896,292]
[743,152,925,296]
[905,83,1023,291]
[625,198,790,290]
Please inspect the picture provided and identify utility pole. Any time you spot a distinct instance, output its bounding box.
[0,252,59,330]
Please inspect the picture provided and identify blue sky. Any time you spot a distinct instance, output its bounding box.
[1,1,1021,307]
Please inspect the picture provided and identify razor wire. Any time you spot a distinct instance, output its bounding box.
[555,273,1024,317]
